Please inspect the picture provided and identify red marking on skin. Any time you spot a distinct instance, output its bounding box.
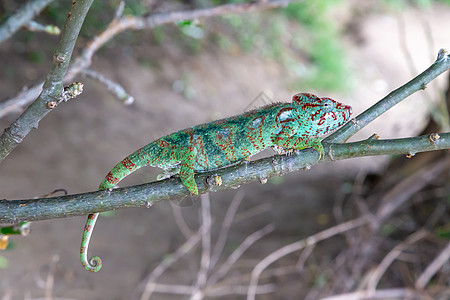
[335,103,352,112]
[170,149,178,161]
[151,156,160,164]
[105,172,120,185]
[310,110,321,120]
[292,93,320,104]
[247,115,266,151]
[273,136,291,148]
[240,146,252,158]
[183,128,194,134]
[157,139,171,148]
[194,135,208,169]
[301,103,321,110]
[293,137,302,148]
[211,118,228,126]
[122,157,136,171]
[275,107,295,125]
[214,126,237,162]
[80,246,85,254]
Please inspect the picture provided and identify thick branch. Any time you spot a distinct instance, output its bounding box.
[0,0,93,163]
[0,0,298,119]
[0,0,55,43]
[325,49,450,143]
[1,133,449,224]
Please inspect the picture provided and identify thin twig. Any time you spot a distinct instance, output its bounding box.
[190,194,212,300]
[25,21,60,35]
[295,244,314,271]
[44,255,59,300]
[81,69,134,105]
[139,228,203,300]
[210,189,245,268]
[321,288,427,300]
[415,241,450,289]
[376,157,450,223]
[366,229,429,291]
[233,202,271,223]
[0,0,299,119]
[0,0,94,163]
[247,217,370,300]
[205,284,276,297]
[208,223,275,286]
[325,48,450,143]
[170,201,193,239]
[140,282,275,297]
[0,84,43,118]
[0,0,55,43]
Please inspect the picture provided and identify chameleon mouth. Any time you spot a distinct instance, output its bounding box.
[347,106,353,116]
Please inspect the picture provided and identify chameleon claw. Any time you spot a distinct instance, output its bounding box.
[312,141,325,160]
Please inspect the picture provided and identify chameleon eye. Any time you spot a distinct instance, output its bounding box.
[322,100,334,113]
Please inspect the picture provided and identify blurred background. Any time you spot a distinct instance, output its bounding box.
[0,0,449,299]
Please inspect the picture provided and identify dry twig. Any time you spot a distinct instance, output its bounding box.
[0,0,298,119]
[247,217,370,300]
[0,0,55,43]
[415,241,450,289]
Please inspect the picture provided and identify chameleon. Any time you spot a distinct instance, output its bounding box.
[80,93,352,272]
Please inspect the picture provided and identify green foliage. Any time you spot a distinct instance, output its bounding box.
[3,0,352,92]
[43,0,145,38]
[380,224,396,236]
[435,224,450,239]
[382,0,450,9]
[206,0,350,91]
[27,50,44,63]
[282,0,349,91]
[0,255,8,268]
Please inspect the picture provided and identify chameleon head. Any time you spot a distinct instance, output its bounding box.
[292,93,352,135]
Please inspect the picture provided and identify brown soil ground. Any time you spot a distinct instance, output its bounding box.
[0,3,449,299]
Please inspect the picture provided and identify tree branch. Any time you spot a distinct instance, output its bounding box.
[25,20,61,35]
[325,48,450,143]
[0,0,55,43]
[0,0,299,119]
[0,0,94,163]
[1,132,450,224]
[81,69,134,105]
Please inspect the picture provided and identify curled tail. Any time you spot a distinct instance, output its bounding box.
[80,151,148,272]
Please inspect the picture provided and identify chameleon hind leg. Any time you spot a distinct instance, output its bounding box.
[80,213,102,272]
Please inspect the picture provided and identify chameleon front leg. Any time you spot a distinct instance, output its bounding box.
[80,213,102,272]
[178,146,199,195]
[272,130,325,158]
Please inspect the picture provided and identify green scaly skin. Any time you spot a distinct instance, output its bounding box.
[80,93,352,272]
